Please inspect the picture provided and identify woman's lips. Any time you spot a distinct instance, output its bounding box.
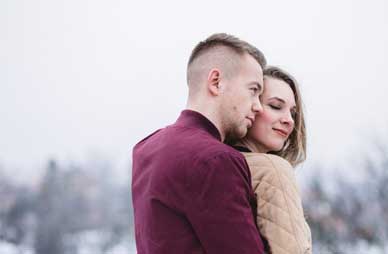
[273,128,288,137]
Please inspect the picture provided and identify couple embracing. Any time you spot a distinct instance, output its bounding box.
[132,33,312,254]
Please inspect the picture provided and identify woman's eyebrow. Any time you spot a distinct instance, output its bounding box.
[268,97,285,103]
[268,97,297,108]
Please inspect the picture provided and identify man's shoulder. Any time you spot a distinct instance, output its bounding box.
[171,127,245,162]
[134,128,163,145]
[132,123,246,166]
[132,127,165,155]
[200,143,246,163]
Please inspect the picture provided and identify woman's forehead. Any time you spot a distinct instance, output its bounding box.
[262,78,296,105]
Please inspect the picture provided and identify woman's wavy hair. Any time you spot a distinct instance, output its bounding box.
[265,66,306,167]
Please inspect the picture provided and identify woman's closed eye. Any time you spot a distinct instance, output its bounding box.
[269,104,281,110]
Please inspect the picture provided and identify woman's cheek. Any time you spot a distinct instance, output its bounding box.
[260,109,275,123]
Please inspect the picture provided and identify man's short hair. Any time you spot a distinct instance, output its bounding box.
[187,33,266,88]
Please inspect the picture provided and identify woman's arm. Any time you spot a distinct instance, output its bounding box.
[243,152,312,254]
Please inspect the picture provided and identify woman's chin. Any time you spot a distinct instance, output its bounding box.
[268,144,284,153]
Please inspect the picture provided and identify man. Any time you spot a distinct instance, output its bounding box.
[132,33,267,254]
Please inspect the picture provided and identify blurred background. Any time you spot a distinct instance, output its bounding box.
[1,0,388,253]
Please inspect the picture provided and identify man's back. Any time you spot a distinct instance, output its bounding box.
[132,110,265,254]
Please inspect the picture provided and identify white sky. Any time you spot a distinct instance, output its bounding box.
[1,0,388,183]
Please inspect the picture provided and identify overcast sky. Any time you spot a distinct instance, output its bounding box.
[1,0,388,183]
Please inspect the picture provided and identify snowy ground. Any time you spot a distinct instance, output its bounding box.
[0,238,137,254]
[1,239,387,254]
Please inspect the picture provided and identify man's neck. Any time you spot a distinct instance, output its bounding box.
[186,104,225,142]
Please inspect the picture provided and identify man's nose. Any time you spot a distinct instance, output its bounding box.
[252,98,263,114]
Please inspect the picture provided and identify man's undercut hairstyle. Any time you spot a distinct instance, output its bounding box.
[187,33,267,91]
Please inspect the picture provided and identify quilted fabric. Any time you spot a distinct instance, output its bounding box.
[243,153,312,254]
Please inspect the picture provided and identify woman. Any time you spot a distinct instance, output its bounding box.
[235,66,312,254]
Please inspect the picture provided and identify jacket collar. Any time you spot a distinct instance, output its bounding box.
[176,110,222,141]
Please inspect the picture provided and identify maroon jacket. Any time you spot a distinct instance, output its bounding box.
[132,110,265,254]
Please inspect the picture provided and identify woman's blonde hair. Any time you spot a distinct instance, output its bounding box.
[264,66,306,167]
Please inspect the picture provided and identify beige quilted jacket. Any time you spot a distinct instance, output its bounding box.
[243,152,312,254]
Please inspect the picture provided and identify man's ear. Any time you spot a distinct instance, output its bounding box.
[207,68,222,96]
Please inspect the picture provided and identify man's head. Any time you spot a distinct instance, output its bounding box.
[186,33,267,141]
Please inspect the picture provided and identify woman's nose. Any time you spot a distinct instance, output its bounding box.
[281,112,294,126]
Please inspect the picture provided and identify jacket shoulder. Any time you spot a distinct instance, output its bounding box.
[243,153,292,174]
[133,128,163,149]
[242,153,299,195]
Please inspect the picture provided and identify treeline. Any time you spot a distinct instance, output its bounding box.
[0,160,133,254]
[0,143,387,253]
[303,143,388,253]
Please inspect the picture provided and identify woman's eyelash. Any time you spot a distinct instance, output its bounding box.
[269,104,297,119]
[269,105,281,110]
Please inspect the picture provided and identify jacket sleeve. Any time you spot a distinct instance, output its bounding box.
[185,152,266,254]
[243,153,312,254]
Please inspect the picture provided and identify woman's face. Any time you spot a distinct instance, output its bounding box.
[247,76,296,153]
